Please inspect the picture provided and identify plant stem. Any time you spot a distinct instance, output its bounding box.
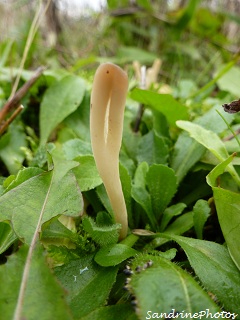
[0,66,45,124]
[120,233,139,247]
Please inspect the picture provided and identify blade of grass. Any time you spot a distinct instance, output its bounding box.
[216,109,240,148]
[9,0,51,100]
[188,55,240,100]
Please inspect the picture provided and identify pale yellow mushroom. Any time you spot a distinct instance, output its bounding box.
[90,63,128,240]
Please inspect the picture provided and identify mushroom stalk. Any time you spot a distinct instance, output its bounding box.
[90,63,129,240]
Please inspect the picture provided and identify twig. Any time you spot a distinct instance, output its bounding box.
[133,103,145,133]
[223,128,240,142]
[0,66,46,124]
[0,105,24,136]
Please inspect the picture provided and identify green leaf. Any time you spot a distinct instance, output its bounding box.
[217,65,240,96]
[0,157,83,244]
[132,164,178,230]
[0,244,73,320]
[207,155,240,270]
[170,132,206,184]
[131,162,156,228]
[136,130,169,165]
[73,155,102,192]
[171,105,234,183]
[177,120,228,160]
[129,254,219,319]
[163,234,240,313]
[130,88,188,127]
[206,153,236,188]
[82,216,120,246]
[4,167,44,193]
[146,164,177,221]
[63,93,90,141]
[54,255,118,318]
[81,304,137,320]
[63,138,92,159]
[193,200,211,239]
[122,116,141,163]
[40,75,85,145]
[46,245,81,266]
[0,222,18,254]
[175,0,201,31]
[177,120,240,186]
[94,243,138,267]
[160,203,187,231]
[41,218,78,243]
[212,188,240,271]
[0,123,27,174]
[164,211,194,235]
[119,163,133,226]
[96,184,113,214]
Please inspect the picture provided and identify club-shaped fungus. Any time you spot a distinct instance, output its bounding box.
[90,63,128,240]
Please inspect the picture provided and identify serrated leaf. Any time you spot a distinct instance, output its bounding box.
[0,156,83,319]
[54,255,118,318]
[94,243,138,267]
[193,200,211,239]
[40,75,85,145]
[163,234,240,313]
[0,157,83,244]
[146,164,177,221]
[47,245,80,266]
[129,254,219,319]
[82,216,120,246]
[0,244,73,320]
[73,155,102,192]
[131,88,188,127]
